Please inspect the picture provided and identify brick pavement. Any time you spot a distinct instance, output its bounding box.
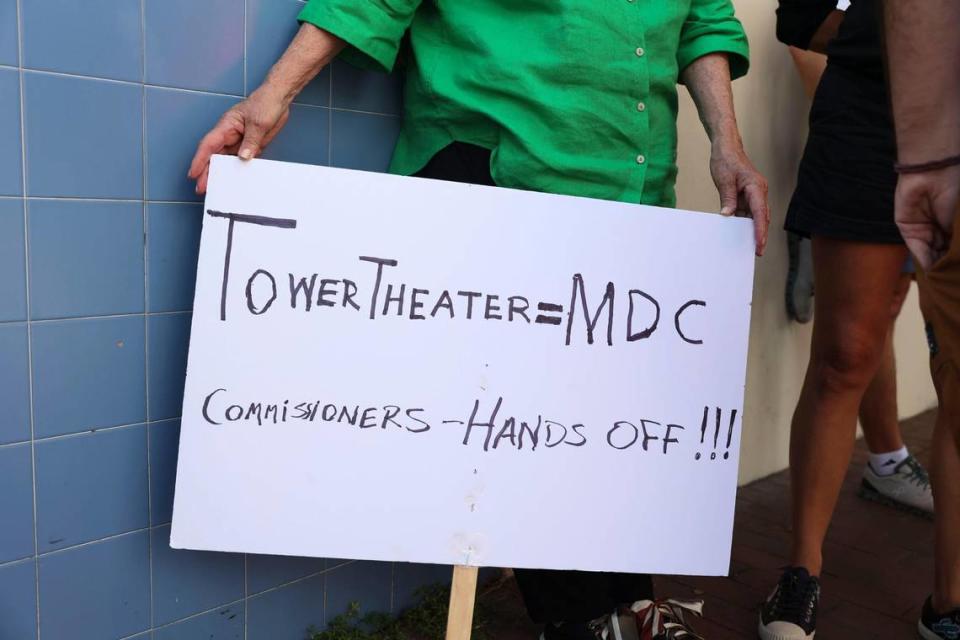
[480,409,938,640]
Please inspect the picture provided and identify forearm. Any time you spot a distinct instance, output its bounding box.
[681,53,741,150]
[807,9,844,54]
[259,23,345,105]
[884,0,960,164]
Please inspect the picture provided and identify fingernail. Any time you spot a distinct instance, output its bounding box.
[239,149,252,160]
[720,208,733,216]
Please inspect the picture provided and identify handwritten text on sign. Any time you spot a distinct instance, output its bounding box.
[171,156,755,576]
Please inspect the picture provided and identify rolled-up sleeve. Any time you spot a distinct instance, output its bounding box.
[298,0,422,72]
[677,0,751,80]
[776,0,837,49]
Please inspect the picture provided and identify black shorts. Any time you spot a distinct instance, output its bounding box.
[785,64,903,244]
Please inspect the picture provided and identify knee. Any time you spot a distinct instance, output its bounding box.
[810,333,882,395]
[885,272,913,318]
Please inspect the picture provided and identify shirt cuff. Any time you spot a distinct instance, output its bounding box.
[678,36,751,81]
[297,1,407,73]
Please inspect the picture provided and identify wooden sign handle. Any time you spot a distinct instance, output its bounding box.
[445,565,479,640]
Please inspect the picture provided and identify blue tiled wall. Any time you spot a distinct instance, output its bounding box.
[0,1,446,638]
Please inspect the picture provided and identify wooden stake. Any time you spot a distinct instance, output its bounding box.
[445,565,479,640]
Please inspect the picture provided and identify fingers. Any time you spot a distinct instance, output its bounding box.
[718,178,738,217]
[189,113,245,194]
[188,128,228,180]
[238,121,267,160]
[744,182,770,256]
[197,167,210,195]
[905,237,938,271]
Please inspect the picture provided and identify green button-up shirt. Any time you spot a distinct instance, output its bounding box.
[299,0,749,207]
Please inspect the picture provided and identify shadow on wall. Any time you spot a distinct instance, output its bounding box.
[0,0,440,639]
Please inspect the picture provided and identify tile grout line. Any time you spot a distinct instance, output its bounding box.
[322,559,329,627]
[242,2,249,633]
[2,63,398,117]
[145,596,248,637]
[13,0,42,636]
[140,0,154,632]
[0,417,183,451]
[23,309,191,325]
[389,561,396,615]
[244,552,249,640]
[243,0,248,98]
[0,520,207,569]
[327,63,333,166]
[4,420,149,448]
[14,66,246,100]
[13,196,202,204]
[328,105,398,118]
[33,527,149,560]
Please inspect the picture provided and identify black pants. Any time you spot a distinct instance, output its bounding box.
[413,142,655,623]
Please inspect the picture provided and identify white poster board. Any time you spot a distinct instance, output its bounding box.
[171,156,756,576]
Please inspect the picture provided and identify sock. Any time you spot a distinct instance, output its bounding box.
[868,446,909,476]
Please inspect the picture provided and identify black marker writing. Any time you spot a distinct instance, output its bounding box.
[675,299,707,345]
[246,269,277,315]
[359,256,398,320]
[207,209,296,322]
[289,274,318,311]
[627,290,660,341]
[566,274,615,346]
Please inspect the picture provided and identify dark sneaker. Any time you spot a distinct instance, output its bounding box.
[758,567,819,640]
[919,596,960,639]
[540,622,602,640]
[628,599,705,639]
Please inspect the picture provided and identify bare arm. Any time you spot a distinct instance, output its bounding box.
[884,0,960,267]
[189,24,345,193]
[807,9,844,54]
[682,53,770,256]
[788,46,827,98]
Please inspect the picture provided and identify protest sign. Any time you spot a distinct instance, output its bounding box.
[171,156,755,577]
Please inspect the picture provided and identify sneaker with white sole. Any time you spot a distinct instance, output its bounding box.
[542,599,706,640]
[919,596,960,639]
[758,567,819,640]
[629,599,705,639]
[859,455,934,518]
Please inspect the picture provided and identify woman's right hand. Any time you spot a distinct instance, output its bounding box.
[188,87,291,194]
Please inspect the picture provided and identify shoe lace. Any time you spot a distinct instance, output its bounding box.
[771,571,817,625]
[631,599,705,639]
[901,457,931,490]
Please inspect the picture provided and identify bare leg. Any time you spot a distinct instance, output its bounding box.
[859,273,912,454]
[790,239,909,575]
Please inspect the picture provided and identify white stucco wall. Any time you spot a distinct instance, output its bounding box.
[673,0,936,484]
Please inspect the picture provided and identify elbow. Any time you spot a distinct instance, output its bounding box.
[774,9,804,48]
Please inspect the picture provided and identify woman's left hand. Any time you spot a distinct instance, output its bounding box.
[710,141,770,257]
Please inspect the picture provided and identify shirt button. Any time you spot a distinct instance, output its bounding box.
[636,154,646,164]
[636,102,646,112]
[635,47,645,57]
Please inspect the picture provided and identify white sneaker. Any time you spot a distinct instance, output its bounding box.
[859,455,934,518]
